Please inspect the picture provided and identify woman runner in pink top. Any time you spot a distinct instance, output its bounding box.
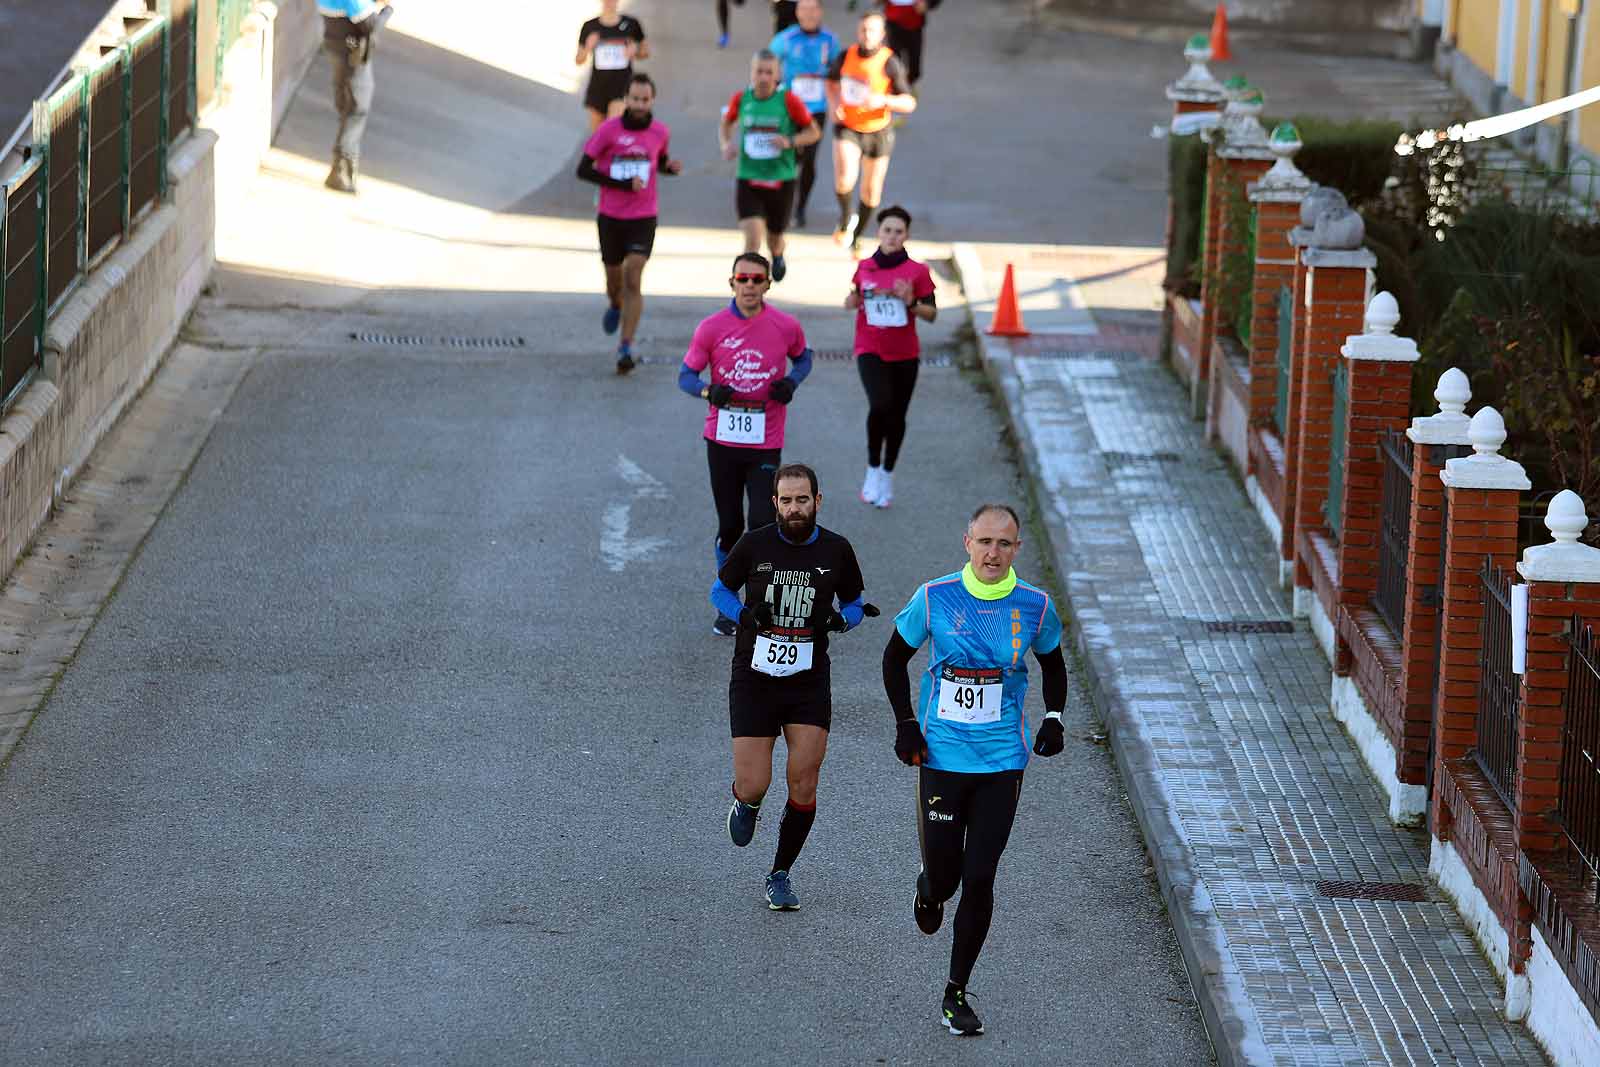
[844,205,936,508]
[680,252,815,635]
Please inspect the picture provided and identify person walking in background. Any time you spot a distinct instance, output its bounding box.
[318,0,393,193]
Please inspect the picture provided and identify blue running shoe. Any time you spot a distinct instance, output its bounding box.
[717,32,730,48]
[771,254,787,282]
[765,869,800,910]
[728,797,759,846]
[602,304,621,334]
[615,342,635,375]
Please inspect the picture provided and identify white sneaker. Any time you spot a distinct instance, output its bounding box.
[874,469,894,508]
[861,465,883,504]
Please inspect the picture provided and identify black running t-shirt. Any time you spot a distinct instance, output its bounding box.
[718,523,866,681]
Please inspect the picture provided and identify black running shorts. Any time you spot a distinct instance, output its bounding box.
[835,124,895,159]
[596,213,657,265]
[729,668,832,736]
[735,179,796,234]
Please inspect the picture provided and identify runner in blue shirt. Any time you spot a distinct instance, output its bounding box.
[768,0,841,228]
[882,503,1069,1037]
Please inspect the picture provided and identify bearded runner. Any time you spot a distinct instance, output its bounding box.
[709,464,878,910]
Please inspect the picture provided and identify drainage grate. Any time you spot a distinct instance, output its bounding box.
[349,332,526,349]
[1103,451,1182,470]
[1203,620,1296,634]
[1315,880,1428,902]
[1030,349,1143,362]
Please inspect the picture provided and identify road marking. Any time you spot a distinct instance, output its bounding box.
[601,454,670,572]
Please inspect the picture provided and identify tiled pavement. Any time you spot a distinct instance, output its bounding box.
[954,242,1551,1066]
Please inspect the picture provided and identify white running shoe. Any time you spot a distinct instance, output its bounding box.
[860,465,883,504]
[874,469,894,508]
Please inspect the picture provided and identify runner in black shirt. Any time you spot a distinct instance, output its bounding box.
[577,1,649,132]
[709,463,879,909]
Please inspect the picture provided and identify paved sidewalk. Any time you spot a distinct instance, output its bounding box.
[954,242,1551,1066]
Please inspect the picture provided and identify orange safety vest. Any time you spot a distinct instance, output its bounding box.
[836,45,894,133]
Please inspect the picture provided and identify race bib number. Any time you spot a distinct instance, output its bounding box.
[714,402,767,445]
[840,77,871,107]
[791,75,825,106]
[864,292,908,328]
[609,157,650,185]
[752,632,814,677]
[594,42,629,70]
[937,666,1003,724]
[742,131,785,160]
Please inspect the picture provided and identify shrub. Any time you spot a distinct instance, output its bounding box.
[1167,133,1208,297]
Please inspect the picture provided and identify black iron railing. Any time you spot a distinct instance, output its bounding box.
[1559,618,1600,902]
[1374,429,1414,635]
[1475,558,1520,809]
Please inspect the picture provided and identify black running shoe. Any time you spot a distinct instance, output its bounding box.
[771,255,787,282]
[914,871,943,935]
[941,987,983,1036]
[712,614,737,637]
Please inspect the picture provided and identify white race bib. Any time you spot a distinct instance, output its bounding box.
[714,403,767,445]
[936,666,1003,724]
[742,131,784,160]
[594,42,629,70]
[840,77,871,107]
[609,157,650,184]
[864,292,909,328]
[791,75,825,107]
[752,632,815,677]
[889,0,917,6]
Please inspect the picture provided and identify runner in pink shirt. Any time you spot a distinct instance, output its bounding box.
[679,252,816,636]
[843,205,936,508]
[577,73,682,374]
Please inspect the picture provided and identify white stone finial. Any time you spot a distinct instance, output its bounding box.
[1366,292,1400,335]
[1435,368,1470,416]
[1469,407,1507,457]
[1342,292,1417,363]
[1252,122,1312,200]
[1519,489,1600,582]
[1440,406,1531,491]
[1547,490,1589,544]
[1408,367,1472,445]
[1167,32,1224,102]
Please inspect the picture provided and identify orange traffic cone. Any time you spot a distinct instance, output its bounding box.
[1209,4,1232,62]
[986,263,1029,338]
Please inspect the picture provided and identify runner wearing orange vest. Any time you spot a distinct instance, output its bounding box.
[825,11,915,256]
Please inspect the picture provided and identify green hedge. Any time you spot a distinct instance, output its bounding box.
[1167,133,1208,297]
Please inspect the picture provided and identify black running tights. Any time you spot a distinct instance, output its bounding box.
[716,0,745,34]
[795,140,820,220]
[707,439,780,557]
[917,766,1023,987]
[857,353,920,471]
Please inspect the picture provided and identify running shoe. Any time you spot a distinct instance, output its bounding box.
[602,304,621,335]
[713,614,738,637]
[615,343,635,375]
[718,31,730,48]
[765,869,801,910]
[914,871,943,934]
[941,987,983,1036]
[849,238,864,260]
[860,466,882,504]
[833,214,858,245]
[727,797,759,846]
[772,255,787,283]
[874,469,893,508]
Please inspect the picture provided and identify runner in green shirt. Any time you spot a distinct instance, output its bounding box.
[719,50,822,282]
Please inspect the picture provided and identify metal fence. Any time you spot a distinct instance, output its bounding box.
[1324,361,1348,540]
[1475,558,1521,809]
[0,1,257,413]
[1273,285,1292,436]
[1375,429,1414,635]
[1559,618,1600,903]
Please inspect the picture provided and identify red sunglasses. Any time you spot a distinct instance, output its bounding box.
[732,273,769,284]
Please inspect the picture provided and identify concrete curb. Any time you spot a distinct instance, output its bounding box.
[952,242,1270,1067]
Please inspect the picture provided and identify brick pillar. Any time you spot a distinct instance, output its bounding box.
[1291,247,1375,608]
[1396,368,1473,786]
[1515,492,1600,856]
[1336,293,1420,622]
[1431,409,1529,833]
[1245,126,1310,437]
[1195,83,1271,419]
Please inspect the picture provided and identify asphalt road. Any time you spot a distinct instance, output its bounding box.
[0,1,1212,1062]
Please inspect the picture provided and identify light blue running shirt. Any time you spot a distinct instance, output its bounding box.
[769,23,841,115]
[893,565,1063,774]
